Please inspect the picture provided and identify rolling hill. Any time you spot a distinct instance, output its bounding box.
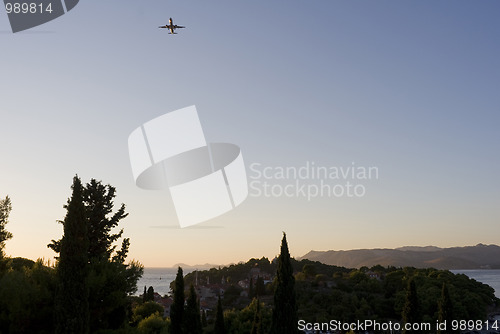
[299,244,500,269]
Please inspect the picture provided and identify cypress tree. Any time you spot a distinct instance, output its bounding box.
[55,176,90,334]
[143,286,147,303]
[201,309,207,328]
[271,232,298,334]
[147,286,155,302]
[402,278,419,334]
[214,295,226,334]
[255,276,265,297]
[249,277,254,298]
[251,298,263,334]
[438,283,454,334]
[170,266,185,334]
[184,284,202,333]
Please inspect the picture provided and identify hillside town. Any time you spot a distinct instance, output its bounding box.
[142,265,275,319]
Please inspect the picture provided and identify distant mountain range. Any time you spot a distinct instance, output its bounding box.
[171,263,220,270]
[299,244,500,269]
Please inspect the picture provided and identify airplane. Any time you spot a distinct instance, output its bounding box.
[159,18,185,34]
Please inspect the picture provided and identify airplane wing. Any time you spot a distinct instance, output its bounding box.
[174,25,185,29]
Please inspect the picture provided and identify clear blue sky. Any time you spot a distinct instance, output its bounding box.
[1,1,499,267]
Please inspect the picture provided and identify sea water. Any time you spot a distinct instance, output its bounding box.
[135,267,196,296]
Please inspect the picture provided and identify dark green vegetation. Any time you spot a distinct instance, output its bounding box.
[437,283,454,334]
[0,258,56,333]
[54,176,90,334]
[0,177,143,334]
[295,265,497,326]
[185,257,498,334]
[184,285,202,333]
[214,295,226,334]
[402,278,419,334]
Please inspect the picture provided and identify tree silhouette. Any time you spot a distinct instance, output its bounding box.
[0,196,12,273]
[249,276,254,298]
[146,286,155,302]
[201,309,208,328]
[251,298,264,334]
[50,177,143,331]
[184,284,202,333]
[271,232,298,334]
[54,176,90,334]
[255,276,265,297]
[170,266,185,334]
[214,295,226,334]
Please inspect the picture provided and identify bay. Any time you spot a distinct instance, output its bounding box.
[135,267,196,297]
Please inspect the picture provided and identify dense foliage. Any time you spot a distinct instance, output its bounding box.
[294,266,498,325]
[0,177,143,334]
[225,298,272,334]
[0,258,56,333]
[186,259,498,333]
[132,301,165,325]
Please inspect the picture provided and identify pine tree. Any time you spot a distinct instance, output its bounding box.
[402,278,419,334]
[170,266,185,334]
[83,179,128,262]
[438,283,454,334]
[271,232,298,334]
[54,176,90,334]
[48,179,128,261]
[214,295,226,334]
[184,284,202,333]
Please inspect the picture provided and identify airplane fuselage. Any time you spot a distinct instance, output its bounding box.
[159,17,183,34]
